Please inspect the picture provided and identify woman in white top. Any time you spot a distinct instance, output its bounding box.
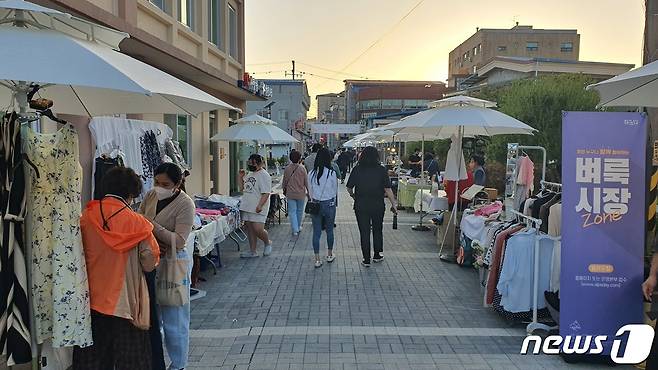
[308,148,339,268]
[239,154,273,258]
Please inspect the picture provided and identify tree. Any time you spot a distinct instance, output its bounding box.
[475,74,601,182]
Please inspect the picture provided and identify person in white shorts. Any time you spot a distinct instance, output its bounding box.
[239,154,273,258]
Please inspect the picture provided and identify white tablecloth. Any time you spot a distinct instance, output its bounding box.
[190,216,233,257]
[414,189,448,213]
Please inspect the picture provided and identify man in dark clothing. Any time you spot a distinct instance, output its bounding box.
[408,149,422,177]
[336,149,352,184]
[424,153,440,182]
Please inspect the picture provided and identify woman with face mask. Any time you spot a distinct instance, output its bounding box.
[239,154,273,258]
[139,163,195,370]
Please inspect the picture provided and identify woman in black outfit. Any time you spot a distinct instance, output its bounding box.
[346,146,398,266]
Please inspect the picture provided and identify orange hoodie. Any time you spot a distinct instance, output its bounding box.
[80,197,159,329]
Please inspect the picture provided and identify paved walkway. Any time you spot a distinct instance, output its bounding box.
[187,185,608,369]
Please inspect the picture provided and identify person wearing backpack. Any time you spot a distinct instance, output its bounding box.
[282,150,309,236]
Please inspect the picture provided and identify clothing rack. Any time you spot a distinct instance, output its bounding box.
[540,180,562,191]
[507,209,557,334]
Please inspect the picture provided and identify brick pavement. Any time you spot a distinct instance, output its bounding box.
[186,185,620,369]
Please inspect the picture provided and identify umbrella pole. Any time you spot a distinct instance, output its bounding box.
[439,126,464,262]
[412,135,430,231]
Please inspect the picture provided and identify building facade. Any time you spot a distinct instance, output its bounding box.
[344,80,447,127]
[246,79,311,157]
[316,92,346,123]
[28,0,264,196]
[448,25,580,88]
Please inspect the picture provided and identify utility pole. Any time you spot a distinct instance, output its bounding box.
[292,60,296,80]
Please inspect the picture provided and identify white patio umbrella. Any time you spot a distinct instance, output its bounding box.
[210,114,299,144]
[379,96,535,249]
[586,59,658,107]
[0,0,238,116]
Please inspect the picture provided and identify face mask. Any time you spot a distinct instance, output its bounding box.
[247,165,257,172]
[153,186,175,200]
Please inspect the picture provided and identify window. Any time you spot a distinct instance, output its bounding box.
[278,109,289,121]
[526,41,539,51]
[228,3,238,58]
[164,114,192,166]
[473,46,478,56]
[208,0,221,46]
[381,99,402,109]
[472,65,477,74]
[478,43,482,54]
[497,45,507,52]
[177,115,191,164]
[178,0,195,30]
[560,42,573,52]
[149,0,165,11]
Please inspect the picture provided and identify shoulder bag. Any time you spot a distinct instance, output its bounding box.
[305,169,330,215]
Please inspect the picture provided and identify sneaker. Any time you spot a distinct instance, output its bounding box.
[361,259,371,267]
[293,232,299,236]
[315,260,323,268]
[326,255,336,263]
[240,251,259,258]
[373,254,384,263]
[263,244,272,256]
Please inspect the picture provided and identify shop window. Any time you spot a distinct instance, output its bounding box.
[165,114,192,167]
[178,0,195,31]
[526,41,539,51]
[228,3,238,59]
[208,0,221,47]
[560,42,573,52]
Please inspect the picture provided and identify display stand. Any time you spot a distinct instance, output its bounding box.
[508,209,559,334]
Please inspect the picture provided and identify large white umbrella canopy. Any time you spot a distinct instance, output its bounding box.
[381,104,536,137]
[587,60,658,107]
[0,0,238,115]
[428,95,497,109]
[210,114,299,144]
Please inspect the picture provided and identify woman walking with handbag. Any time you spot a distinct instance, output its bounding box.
[307,148,338,268]
[346,146,398,267]
[139,163,195,370]
[282,150,309,236]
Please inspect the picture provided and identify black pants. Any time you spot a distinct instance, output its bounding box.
[355,208,384,262]
[146,270,166,370]
[339,166,348,181]
[73,311,151,370]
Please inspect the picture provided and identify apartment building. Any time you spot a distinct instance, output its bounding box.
[448,24,580,88]
[28,0,264,195]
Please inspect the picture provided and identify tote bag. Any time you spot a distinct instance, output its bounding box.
[156,243,190,306]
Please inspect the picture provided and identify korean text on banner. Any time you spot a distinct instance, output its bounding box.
[561,111,646,354]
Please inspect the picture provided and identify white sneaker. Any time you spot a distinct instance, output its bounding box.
[263,244,272,256]
[293,231,299,236]
[314,260,323,268]
[326,255,336,263]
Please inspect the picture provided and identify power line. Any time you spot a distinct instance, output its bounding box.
[297,62,370,79]
[316,0,426,88]
[298,71,344,82]
[245,60,290,66]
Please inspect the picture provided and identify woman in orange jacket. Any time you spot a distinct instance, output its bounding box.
[74,167,160,370]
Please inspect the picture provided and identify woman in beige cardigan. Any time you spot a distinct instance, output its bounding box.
[140,163,195,370]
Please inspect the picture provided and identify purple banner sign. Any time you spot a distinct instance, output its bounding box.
[561,111,646,352]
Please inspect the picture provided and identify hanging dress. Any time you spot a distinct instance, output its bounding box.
[23,124,93,347]
[0,112,32,365]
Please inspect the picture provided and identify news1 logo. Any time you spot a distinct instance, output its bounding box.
[520,324,655,364]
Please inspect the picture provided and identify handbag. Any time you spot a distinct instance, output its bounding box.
[156,244,190,306]
[305,168,331,215]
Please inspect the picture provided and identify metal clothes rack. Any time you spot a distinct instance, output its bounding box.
[540,180,562,191]
[507,209,559,334]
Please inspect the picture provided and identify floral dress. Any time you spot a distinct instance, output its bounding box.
[23,124,92,347]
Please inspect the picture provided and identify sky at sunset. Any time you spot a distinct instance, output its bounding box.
[245,0,645,118]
